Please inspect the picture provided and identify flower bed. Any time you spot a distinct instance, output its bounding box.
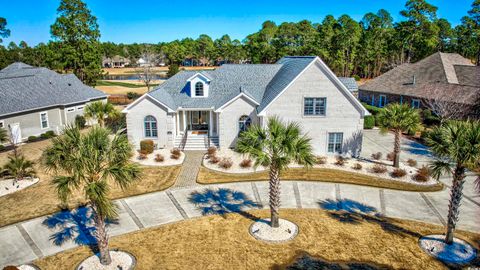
[132,148,185,166]
[0,177,39,197]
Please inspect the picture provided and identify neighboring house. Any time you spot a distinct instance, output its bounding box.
[0,62,107,143]
[122,56,369,156]
[102,55,130,68]
[358,52,480,111]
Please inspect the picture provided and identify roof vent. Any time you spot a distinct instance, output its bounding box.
[49,81,52,84]
[412,75,416,85]
[68,83,72,86]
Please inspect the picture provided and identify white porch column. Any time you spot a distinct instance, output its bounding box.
[209,111,213,136]
[182,110,187,133]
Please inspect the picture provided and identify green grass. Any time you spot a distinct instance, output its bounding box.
[96,80,159,88]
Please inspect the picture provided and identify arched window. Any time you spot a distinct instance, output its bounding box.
[195,82,204,96]
[144,115,158,137]
[238,115,252,133]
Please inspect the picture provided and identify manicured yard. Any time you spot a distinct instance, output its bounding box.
[0,139,181,227]
[197,166,444,192]
[33,209,479,269]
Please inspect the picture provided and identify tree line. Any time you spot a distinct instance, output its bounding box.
[0,0,479,85]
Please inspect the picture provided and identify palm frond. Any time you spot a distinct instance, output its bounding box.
[52,176,79,203]
[429,159,453,180]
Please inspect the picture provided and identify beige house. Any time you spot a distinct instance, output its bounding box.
[122,56,369,156]
[0,63,107,143]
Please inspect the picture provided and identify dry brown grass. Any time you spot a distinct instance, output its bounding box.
[95,85,149,95]
[0,139,181,227]
[33,209,479,270]
[197,166,444,192]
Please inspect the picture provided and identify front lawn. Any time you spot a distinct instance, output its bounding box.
[33,209,479,269]
[197,166,444,192]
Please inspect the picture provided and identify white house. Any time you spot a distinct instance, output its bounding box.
[122,56,369,156]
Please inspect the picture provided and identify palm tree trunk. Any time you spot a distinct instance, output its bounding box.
[92,205,112,265]
[393,129,401,168]
[269,164,280,228]
[445,166,466,244]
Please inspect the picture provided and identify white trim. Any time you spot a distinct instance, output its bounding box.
[76,105,84,111]
[66,107,76,113]
[186,72,211,82]
[39,111,49,129]
[122,94,175,113]
[257,57,369,117]
[215,93,259,113]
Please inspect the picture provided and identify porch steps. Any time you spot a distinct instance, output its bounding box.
[175,134,219,151]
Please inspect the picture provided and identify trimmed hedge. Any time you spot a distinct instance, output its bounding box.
[364,115,375,129]
[140,139,155,154]
[75,115,86,128]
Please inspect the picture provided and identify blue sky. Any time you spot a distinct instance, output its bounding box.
[1,0,474,46]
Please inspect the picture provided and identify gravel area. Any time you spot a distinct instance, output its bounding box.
[132,148,184,166]
[0,177,39,197]
[76,251,135,270]
[250,218,298,243]
[204,149,437,186]
[419,234,477,264]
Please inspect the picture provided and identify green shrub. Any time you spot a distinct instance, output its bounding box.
[422,109,440,126]
[75,115,86,128]
[361,103,384,116]
[140,139,154,154]
[40,133,49,139]
[0,145,5,152]
[28,136,37,142]
[42,130,56,138]
[364,115,375,129]
[127,92,141,100]
[353,75,361,81]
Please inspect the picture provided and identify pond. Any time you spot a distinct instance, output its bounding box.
[103,74,167,80]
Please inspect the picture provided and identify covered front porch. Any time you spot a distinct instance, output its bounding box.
[175,110,219,136]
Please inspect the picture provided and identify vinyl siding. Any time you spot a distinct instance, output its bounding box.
[0,108,63,140]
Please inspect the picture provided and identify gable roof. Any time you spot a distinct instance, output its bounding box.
[134,56,367,115]
[359,52,480,103]
[0,62,107,117]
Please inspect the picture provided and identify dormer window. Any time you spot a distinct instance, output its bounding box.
[195,82,204,97]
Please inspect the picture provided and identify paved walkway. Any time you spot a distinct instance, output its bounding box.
[1,130,480,267]
[1,178,479,267]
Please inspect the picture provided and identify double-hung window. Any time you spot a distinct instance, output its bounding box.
[328,133,343,153]
[304,97,326,116]
[40,112,49,129]
[144,115,158,137]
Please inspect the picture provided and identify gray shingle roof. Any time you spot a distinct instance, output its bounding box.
[148,56,318,112]
[358,52,480,102]
[0,62,107,117]
[338,77,358,93]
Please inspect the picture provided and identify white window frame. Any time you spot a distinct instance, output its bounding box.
[144,115,158,138]
[303,97,327,117]
[39,112,49,129]
[194,82,204,97]
[0,121,4,129]
[66,107,76,113]
[379,95,387,108]
[411,99,420,109]
[76,106,84,111]
[327,132,343,153]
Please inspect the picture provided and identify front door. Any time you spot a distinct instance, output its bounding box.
[9,123,22,144]
[190,111,208,130]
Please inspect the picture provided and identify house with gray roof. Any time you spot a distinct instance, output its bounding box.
[123,56,369,155]
[0,62,107,143]
[358,52,480,111]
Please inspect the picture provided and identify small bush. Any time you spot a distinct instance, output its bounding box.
[334,156,346,166]
[127,92,141,100]
[371,152,382,160]
[28,136,37,142]
[137,153,147,160]
[240,159,252,168]
[75,115,86,128]
[387,152,395,161]
[407,159,417,167]
[315,156,327,165]
[414,166,430,182]
[207,146,217,157]
[391,168,407,178]
[364,115,375,129]
[352,163,362,170]
[209,155,220,164]
[46,130,56,137]
[171,148,181,156]
[154,154,164,162]
[140,140,154,154]
[219,157,233,169]
[371,164,388,174]
[40,133,49,139]
[170,153,181,160]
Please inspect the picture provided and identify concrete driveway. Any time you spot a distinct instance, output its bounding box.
[0,129,479,267]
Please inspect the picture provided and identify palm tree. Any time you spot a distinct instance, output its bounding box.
[236,116,315,227]
[0,127,7,143]
[376,103,421,167]
[42,126,141,265]
[3,155,36,181]
[84,101,119,127]
[426,120,480,244]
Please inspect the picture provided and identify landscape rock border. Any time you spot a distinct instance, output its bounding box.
[76,250,137,270]
[249,218,299,243]
[419,234,477,264]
